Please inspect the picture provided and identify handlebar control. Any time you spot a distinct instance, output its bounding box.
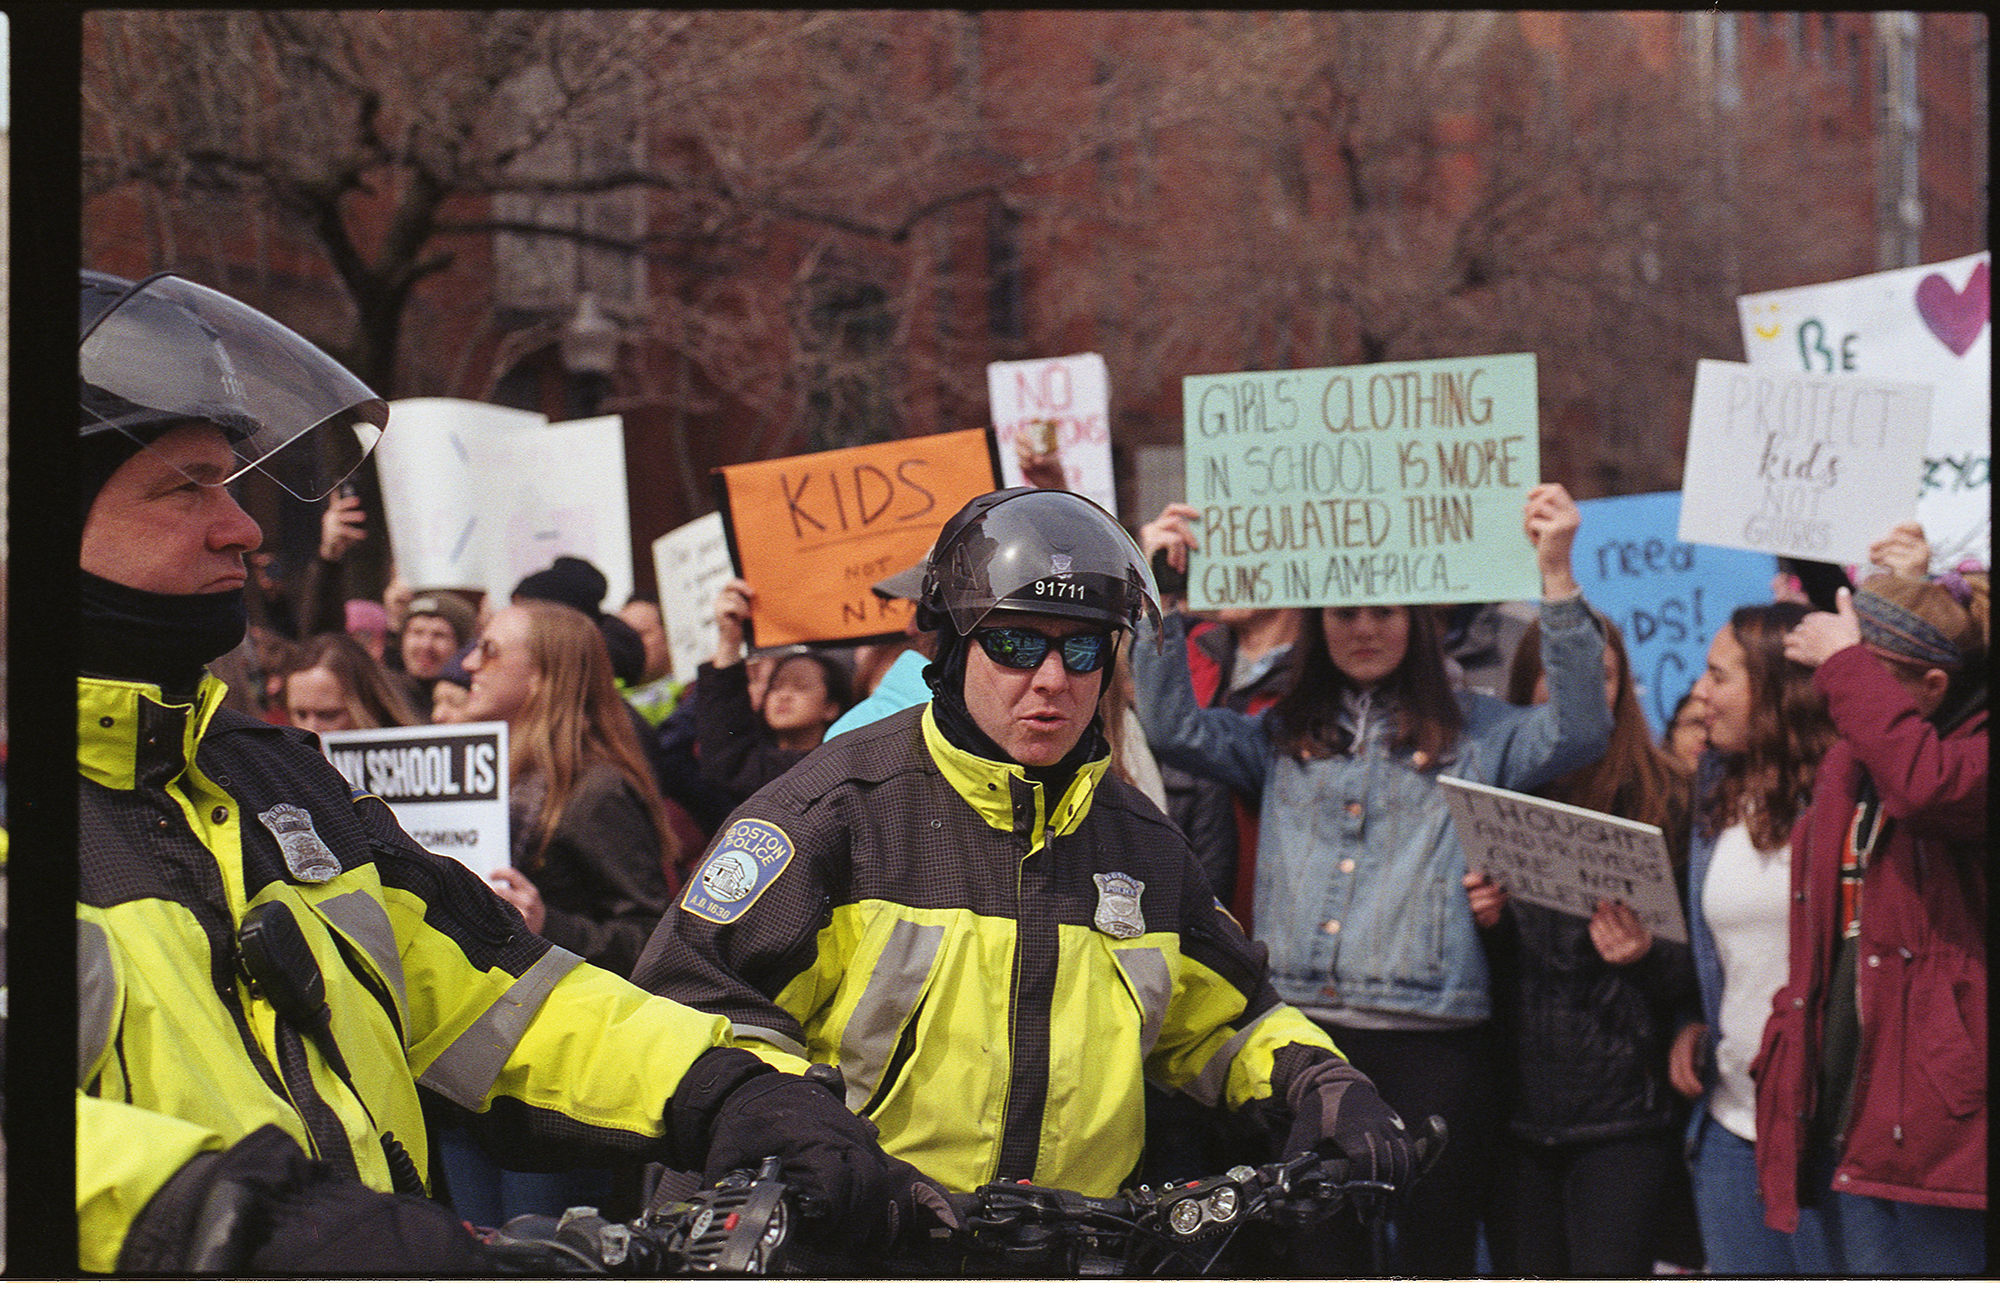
[480,1158,794,1275]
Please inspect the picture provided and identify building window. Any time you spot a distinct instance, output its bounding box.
[491,65,646,317]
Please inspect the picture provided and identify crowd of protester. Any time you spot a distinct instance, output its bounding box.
[214,426,1989,1279]
[76,267,1987,1278]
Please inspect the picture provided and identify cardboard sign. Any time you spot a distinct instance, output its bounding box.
[713,428,1001,648]
[1182,354,1541,608]
[650,512,735,682]
[1679,360,1931,565]
[1438,775,1687,946]
[988,353,1118,515]
[321,722,510,878]
[378,398,635,605]
[1739,253,1990,569]
[1575,493,1776,738]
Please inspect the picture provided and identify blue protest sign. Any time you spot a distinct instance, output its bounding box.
[1575,492,1776,738]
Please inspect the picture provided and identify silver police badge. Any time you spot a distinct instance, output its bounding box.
[1092,872,1146,939]
[257,803,344,884]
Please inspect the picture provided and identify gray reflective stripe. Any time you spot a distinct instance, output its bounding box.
[418,946,583,1109]
[837,919,945,1112]
[78,919,117,1083]
[731,1023,808,1061]
[1185,1004,1282,1109]
[1112,947,1172,1056]
[315,889,408,1018]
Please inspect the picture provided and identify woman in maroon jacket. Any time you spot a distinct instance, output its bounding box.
[1753,566,1987,1274]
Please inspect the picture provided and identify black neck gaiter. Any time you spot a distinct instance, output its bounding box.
[79,569,248,695]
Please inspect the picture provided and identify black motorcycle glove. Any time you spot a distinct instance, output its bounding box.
[670,1047,903,1249]
[1281,1056,1416,1189]
[118,1124,492,1275]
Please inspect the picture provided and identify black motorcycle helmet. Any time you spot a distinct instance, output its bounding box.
[917,488,1161,638]
[80,269,387,505]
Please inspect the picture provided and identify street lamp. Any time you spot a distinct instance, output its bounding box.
[558,293,620,375]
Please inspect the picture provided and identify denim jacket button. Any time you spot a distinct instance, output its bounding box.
[1321,919,1341,934]
[1338,858,1356,873]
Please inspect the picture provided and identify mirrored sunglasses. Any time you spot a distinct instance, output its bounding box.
[972,626,1112,674]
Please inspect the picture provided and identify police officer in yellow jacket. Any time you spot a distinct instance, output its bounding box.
[634,489,1415,1201]
[77,270,913,1274]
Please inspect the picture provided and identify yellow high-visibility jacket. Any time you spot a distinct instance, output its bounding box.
[634,703,1343,1197]
[78,674,732,1272]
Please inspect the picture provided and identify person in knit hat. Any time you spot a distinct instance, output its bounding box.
[1754,553,1988,1274]
[512,556,648,687]
[344,598,392,665]
[401,589,478,716]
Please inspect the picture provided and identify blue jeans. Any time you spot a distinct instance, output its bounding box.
[1687,1114,1835,1274]
[1801,1147,1990,1274]
[435,1124,620,1230]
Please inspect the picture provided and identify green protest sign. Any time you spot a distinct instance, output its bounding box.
[1181,354,1541,607]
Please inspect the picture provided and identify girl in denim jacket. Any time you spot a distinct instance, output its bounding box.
[1133,483,1612,1275]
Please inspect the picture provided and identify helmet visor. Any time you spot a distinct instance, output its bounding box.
[931,491,1162,636]
[79,274,386,501]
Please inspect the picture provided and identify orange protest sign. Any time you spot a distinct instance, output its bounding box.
[713,428,1001,648]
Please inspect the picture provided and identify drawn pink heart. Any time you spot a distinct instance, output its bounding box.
[1914,260,1988,357]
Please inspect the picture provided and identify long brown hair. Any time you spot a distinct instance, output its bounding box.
[508,600,682,870]
[1507,609,1691,870]
[1700,602,1834,852]
[283,631,421,729]
[1267,605,1463,767]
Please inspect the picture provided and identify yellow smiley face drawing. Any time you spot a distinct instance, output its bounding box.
[1747,301,1785,341]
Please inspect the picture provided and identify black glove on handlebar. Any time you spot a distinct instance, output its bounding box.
[118,1124,491,1274]
[1281,1056,1416,1189]
[672,1047,904,1250]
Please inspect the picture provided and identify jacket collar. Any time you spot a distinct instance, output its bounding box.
[78,674,227,791]
[920,703,1107,854]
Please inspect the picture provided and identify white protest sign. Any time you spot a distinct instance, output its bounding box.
[321,721,510,878]
[1678,360,1931,565]
[988,353,1118,515]
[483,413,634,608]
[379,399,635,604]
[1739,253,1990,569]
[376,398,548,591]
[650,512,734,681]
[1437,775,1687,946]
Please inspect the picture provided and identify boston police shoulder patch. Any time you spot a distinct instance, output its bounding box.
[682,818,795,925]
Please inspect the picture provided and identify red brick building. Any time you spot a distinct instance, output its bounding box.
[82,12,1987,593]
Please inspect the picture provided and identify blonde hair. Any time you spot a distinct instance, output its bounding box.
[1858,572,1986,663]
[508,600,681,870]
[284,632,421,729]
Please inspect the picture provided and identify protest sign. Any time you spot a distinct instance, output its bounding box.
[1679,360,1931,566]
[650,511,734,681]
[376,398,547,591]
[1182,354,1541,608]
[321,722,510,878]
[1576,492,1775,738]
[379,398,635,605]
[988,353,1118,515]
[1739,252,1990,569]
[713,428,1001,648]
[1438,775,1687,946]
